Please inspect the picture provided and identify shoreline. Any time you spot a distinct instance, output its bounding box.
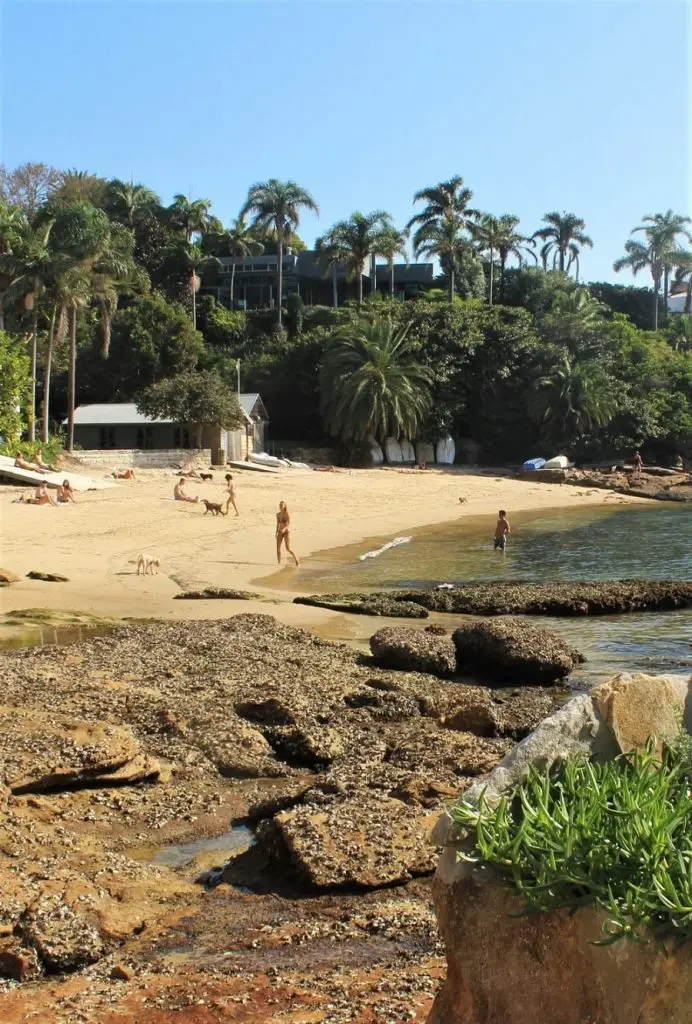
[0,465,650,641]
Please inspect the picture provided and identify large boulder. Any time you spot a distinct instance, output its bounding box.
[427,866,692,1024]
[452,620,583,685]
[370,626,457,676]
[259,793,438,888]
[592,672,691,757]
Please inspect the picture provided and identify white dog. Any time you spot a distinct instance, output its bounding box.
[136,553,160,576]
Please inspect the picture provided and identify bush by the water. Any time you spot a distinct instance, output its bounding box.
[449,738,692,944]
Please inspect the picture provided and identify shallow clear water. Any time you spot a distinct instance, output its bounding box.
[299,505,692,684]
[151,825,253,869]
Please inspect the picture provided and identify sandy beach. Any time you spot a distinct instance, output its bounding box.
[0,461,643,637]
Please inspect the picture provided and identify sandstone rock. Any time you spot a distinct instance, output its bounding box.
[295,594,429,618]
[263,794,438,888]
[26,571,69,582]
[21,897,105,972]
[264,725,344,768]
[111,962,136,981]
[0,568,20,584]
[0,707,160,793]
[174,587,258,600]
[186,717,278,778]
[592,672,692,757]
[427,869,692,1024]
[452,620,582,685]
[370,626,457,677]
[234,697,296,726]
[443,701,500,737]
[0,940,41,981]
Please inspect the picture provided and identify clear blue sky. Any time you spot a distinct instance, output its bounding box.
[1,1,690,283]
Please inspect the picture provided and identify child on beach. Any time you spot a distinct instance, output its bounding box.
[224,473,239,516]
[494,510,511,551]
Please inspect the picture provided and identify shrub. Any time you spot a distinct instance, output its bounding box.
[449,739,692,944]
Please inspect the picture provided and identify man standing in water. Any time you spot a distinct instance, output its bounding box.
[494,510,511,551]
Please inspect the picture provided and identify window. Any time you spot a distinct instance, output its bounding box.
[174,427,191,449]
[136,426,154,449]
[99,427,116,449]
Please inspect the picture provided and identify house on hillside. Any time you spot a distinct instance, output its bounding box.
[69,394,268,463]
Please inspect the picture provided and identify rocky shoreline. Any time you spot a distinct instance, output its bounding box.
[0,614,567,1022]
[295,579,692,618]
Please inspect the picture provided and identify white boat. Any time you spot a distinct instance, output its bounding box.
[543,455,573,470]
[368,439,384,465]
[384,437,403,464]
[249,451,287,468]
[416,441,435,465]
[436,435,456,466]
[400,439,415,463]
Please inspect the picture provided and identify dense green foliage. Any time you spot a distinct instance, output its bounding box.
[137,370,244,448]
[0,160,690,462]
[450,740,692,945]
[0,330,31,443]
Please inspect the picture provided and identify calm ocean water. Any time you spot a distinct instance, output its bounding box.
[298,504,692,686]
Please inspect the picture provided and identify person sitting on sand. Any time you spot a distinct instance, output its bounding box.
[112,468,136,480]
[174,478,199,503]
[57,479,76,503]
[493,509,511,552]
[224,473,239,516]
[276,501,299,566]
[24,481,57,506]
[14,451,42,473]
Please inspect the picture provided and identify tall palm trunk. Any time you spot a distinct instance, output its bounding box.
[191,269,197,331]
[663,265,670,323]
[28,304,39,442]
[67,306,77,453]
[42,306,57,444]
[558,247,565,274]
[499,254,507,303]
[230,261,236,308]
[448,263,455,304]
[276,217,284,328]
[488,246,494,305]
[390,261,395,299]
[685,276,692,315]
[358,268,363,304]
[332,265,338,308]
[653,276,660,331]
[371,253,377,295]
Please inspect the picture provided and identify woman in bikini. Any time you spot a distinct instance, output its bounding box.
[276,501,299,565]
[57,479,76,503]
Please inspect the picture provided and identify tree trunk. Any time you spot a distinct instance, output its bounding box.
[390,261,395,299]
[358,270,363,304]
[499,255,507,303]
[28,305,38,442]
[276,221,284,328]
[332,265,338,307]
[371,253,377,295]
[558,247,565,274]
[67,306,77,453]
[191,270,197,331]
[449,264,455,304]
[42,306,56,444]
[663,265,670,323]
[653,277,660,331]
[230,261,236,307]
[685,276,692,315]
[488,246,494,306]
[195,423,203,448]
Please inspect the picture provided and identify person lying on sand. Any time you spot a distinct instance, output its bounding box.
[174,478,199,503]
[179,469,200,479]
[14,452,42,473]
[112,468,136,480]
[24,481,57,506]
[57,479,76,503]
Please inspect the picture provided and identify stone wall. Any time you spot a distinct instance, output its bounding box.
[72,449,212,469]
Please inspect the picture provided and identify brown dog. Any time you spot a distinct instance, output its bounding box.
[203,499,226,516]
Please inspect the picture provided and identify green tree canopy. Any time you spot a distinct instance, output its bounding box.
[136,369,244,448]
[0,330,31,444]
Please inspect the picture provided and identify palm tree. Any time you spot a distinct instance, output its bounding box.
[529,349,617,441]
[407,177,477,303]
[163,240,220,330]
[315,211,391,304]
[613,239,664,329]
[168,195,212,243]
[471,214,505,305]
[672,250,692,315]
[108,181,160,226]
[374,225,409,299]
[223,216,264,307]
[532,212,593,279]
[633,210,691,316]
[494,215,536,302]
[56,267,91,452]
[0,201,28,330]
[241,180,318,327]
[320,317,433,443]
[4,220,58,440]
